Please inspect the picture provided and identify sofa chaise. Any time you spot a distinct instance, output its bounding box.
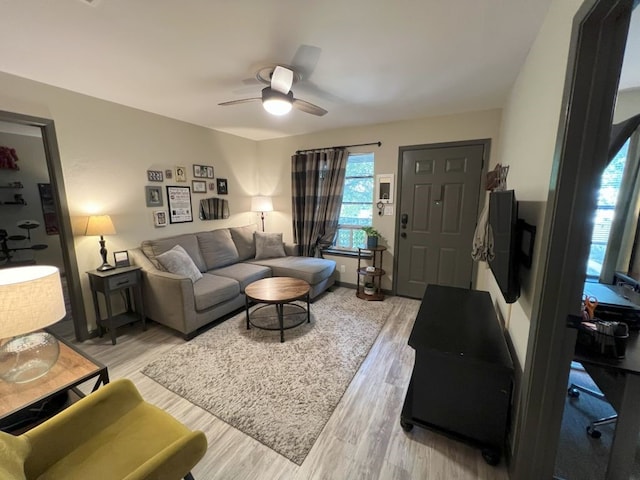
[129,224,336,339]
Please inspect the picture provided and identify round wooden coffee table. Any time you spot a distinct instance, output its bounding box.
[245,277,311,342]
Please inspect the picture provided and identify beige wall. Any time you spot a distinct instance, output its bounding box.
[614,88,640,123]
[0,71,259,328]
[258,109,503,290]
[476,0,584,367]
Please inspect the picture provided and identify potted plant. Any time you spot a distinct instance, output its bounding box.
[362,226,381,249]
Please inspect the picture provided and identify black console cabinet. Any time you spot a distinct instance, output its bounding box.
[400,284,514,464]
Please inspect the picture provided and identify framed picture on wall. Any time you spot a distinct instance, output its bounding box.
[145,186,163,207]
[216,178,228,195]
[153,210,167,227]
[166,185,193,223]
[192,180,207,193]
[147,170,164,182]
[175,166,187,182]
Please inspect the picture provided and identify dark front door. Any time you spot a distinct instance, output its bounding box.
[395,142,486,298]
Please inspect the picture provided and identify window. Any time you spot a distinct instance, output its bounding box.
[586,139,630,277]
[334,153,375,250]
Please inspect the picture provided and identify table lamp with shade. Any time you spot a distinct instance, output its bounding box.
[251,196,273,232]
[0,265,66,383]
[85,214,116,271]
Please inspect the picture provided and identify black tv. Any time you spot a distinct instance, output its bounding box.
[488,190,520,303]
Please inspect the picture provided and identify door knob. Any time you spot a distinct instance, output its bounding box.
[400,232,407,238]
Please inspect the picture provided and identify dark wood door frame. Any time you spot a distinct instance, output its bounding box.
[510,1,636,478]
[392,139,490,295]
[0,110,88,341]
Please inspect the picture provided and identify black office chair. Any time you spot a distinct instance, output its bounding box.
[568,380,617,438]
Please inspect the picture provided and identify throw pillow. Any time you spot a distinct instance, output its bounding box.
[156,245,203,283]
[230,224,257,260]
[254,232,286,260]
[0,431,30,480]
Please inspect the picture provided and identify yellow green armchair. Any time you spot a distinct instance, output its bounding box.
[0,378,207,480]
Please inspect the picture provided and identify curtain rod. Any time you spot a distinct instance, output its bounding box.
[295,141,381,155]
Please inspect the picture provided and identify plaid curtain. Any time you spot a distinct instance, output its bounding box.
[292,148,347,257]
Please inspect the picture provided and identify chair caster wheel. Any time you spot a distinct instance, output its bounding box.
[482,448,500,466]
[587,426,602,439]
[400,419,413,432]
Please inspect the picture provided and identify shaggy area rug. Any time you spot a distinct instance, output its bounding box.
[142,288,393,465]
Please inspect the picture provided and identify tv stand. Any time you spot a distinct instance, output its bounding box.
[400,284,514,465]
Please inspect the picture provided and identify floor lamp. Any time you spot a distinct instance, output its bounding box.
[251,196,273,232]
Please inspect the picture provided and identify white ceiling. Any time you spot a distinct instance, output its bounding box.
[0,1,638,141]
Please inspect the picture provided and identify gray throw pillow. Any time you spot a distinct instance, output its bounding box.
[230,224,257,261]
[155,245,203,283]
[254,232,286,260]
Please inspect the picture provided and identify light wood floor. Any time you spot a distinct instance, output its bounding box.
[53,288,508,480]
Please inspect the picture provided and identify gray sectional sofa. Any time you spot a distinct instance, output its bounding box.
[129,224,336,339]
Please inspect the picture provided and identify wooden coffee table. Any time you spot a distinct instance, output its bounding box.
[245,277,311,342]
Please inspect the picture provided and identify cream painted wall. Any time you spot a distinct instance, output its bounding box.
[614,87,640,122]
[477,0,584,368]
[257,109,503,290]
[0,71,259,329]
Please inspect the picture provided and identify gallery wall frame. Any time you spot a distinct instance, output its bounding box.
[166,185,193,223]
[216,178,228,195]
[175,166,187,182]
[192,180,207,193]
[153,210,167,227]
[193,164,214,178]
[145,186,163,207]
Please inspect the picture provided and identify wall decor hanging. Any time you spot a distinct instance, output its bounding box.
[145,186,163,207]
[167,185,193,223]
[153,210,167,227]
[37,183,59,235]
[216,178,228,195]
[199,197,230,220]
[193,164,214,179]
[147,170,164,182]
[175,166,187,182]
[192,180,207,193]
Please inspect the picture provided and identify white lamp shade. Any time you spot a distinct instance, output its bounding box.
[85,215,116,236]
[251,196,273,212]
[0,266,66,338]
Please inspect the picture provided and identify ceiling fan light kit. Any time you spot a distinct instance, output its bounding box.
[219,65,327,117]
[262,88,293,116]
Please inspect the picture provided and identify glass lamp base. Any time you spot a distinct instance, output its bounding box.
[0,332,60,383]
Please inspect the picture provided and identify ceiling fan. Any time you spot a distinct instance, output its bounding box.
[218,65,328,117]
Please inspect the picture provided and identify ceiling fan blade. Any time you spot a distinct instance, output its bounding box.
[271,66,294,94]
[292,98,328,116]
[291,44,322,81]
[218,98,261,106]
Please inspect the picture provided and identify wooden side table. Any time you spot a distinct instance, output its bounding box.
[87,265,146,345]
[0,333,109,433]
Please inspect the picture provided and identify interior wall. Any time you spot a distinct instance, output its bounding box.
[476,0,585,368]
[0,71,259,330]
[257,109,503,291]
[0,130,64,269]
[614,87,640,122]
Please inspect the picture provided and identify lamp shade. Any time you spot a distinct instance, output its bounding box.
[251,196,273,213]
[0,265,66,339]
[85,215,116,236]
